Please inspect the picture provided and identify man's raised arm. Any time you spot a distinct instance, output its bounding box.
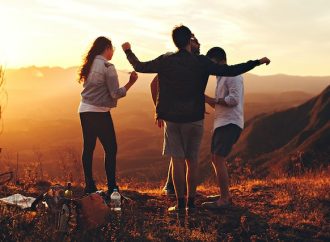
[203,56,270,77]
[122,42,162,73]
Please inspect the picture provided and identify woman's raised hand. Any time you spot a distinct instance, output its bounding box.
[124,71,138,91]
[129,71,138,84]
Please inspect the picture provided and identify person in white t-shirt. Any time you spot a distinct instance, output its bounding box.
[203,47,244,208]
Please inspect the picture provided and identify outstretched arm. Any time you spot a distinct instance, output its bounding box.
[122,42,162,73]
[150,75,159,107]
[204,56,270,76]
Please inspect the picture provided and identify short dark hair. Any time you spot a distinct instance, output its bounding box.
[206,47,227,62]
[172,25,192,49]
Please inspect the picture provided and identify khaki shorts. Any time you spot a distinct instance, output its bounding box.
[163,120,204,161]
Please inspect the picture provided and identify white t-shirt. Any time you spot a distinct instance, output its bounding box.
[214,75,244,130]
[78,101,110,113]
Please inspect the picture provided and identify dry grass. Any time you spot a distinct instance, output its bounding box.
[0,170,329,241]
[0,65,7,131]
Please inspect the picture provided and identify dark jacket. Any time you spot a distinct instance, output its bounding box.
[125,49,260,123]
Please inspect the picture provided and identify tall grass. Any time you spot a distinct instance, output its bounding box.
[0,65,7,134]
[1,170,329,241]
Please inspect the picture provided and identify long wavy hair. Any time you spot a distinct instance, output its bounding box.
[78,36,112,83]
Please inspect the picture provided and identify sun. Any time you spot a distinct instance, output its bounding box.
[0,37,21,67]
[0,6,25,67]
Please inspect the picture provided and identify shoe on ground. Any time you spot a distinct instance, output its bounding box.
[206,194,221,200]
[84,184,98,194]
[163,186,175,196]
[168,205,185,213]
[201,199,232,210]
[186,204,197,213]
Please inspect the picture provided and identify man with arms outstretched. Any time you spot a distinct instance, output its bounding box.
[150,35,201,196]
[122,25,270,212]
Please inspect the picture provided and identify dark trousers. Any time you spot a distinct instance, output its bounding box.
[80,112,117,189]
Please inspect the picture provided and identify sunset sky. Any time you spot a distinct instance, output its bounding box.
[0,0,329,76]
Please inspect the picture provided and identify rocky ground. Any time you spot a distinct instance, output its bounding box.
[0,173,329,241]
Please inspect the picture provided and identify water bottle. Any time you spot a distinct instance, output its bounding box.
[110,188,121,211]
[64,182,73,199]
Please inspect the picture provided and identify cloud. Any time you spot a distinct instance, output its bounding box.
[2,0,330,74]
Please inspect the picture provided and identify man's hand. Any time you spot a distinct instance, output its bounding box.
[205,95,215,105]
[259,57,271,65]
[122,42,131,51]
[205,94,216,108]
[217,98,228,106]
[129,71,138,84]
[155,118,164,128]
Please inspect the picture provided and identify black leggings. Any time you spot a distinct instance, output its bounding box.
[80,112,117,188]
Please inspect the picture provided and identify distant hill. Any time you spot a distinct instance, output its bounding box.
[243,73,330,94]
[5,66,330,95]
[230,86,330,177]
[4,66,326,120]
[205,73,330,95]
[1,66,329,180]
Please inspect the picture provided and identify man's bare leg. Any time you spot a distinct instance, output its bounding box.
[163,161,175,194]
[212,154,231,204]
[170,157,186,210]
[186,159,198,208]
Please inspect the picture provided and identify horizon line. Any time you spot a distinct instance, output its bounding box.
[3,65,330,78]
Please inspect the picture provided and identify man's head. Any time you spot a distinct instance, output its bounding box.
[172,25,192,50]
[191,34,200,55]
[206,47,227,64]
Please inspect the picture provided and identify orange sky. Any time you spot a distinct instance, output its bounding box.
[0,0,330,76]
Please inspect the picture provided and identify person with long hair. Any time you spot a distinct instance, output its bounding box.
[78,36,138,194]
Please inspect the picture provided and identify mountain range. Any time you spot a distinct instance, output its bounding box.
[0,66,329,180]
[230,86,330,177]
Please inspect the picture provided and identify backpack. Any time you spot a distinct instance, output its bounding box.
[76,193,110,230]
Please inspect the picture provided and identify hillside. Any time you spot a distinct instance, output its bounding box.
[231,86,330,177]
[0,172,329,241]
[1,66,328,181]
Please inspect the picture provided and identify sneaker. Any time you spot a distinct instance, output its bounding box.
[201,199,232,210]
[186,204,197,213]
[163,186,175,196]
[84,185,97,194]
[84,187,97,194]
[168,205,185,213]
[206,194,221,200]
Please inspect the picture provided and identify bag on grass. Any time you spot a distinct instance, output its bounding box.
[76,193,110,230]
